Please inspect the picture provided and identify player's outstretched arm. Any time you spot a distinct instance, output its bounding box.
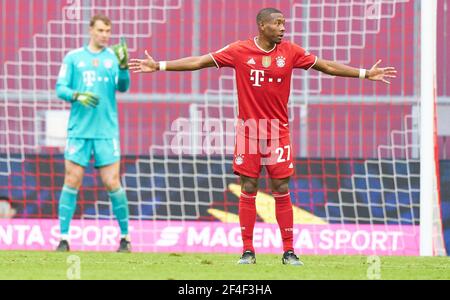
[129,50,216,73]
[312,58,397,84]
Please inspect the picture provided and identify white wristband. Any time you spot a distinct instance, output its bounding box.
[159,61,167,71]
[359,68,367,79]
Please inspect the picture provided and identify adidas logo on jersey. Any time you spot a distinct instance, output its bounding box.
[247,58,256,65]
[77,61,86,68]
[289,163,294,169]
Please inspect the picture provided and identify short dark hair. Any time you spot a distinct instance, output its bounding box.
[256,8,283,25]
[0,196,10,202]
[90,14,112,27]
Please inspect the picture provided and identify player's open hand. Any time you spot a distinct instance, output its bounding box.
[111,37,129,70]
[129,50,158,73]
[367,60,397,84]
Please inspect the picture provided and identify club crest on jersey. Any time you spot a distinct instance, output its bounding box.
[276,56,286,68]
[104,59,113,69]
[235,155,244,166]
[262,56,272,68]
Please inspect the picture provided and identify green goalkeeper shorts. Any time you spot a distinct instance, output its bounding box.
[64,138,121,168]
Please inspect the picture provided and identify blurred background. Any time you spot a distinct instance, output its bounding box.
[0,0,448,255]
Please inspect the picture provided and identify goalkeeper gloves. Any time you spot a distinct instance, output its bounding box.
[111,37,129,70]
[73,92,99,108]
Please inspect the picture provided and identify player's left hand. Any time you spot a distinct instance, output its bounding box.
[111,37,129,70]
[367,60,397,84]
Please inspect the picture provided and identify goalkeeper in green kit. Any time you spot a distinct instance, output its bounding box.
[55,15,131,252]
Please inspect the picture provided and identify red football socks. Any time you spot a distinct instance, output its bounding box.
[239,191,257,253]
[273,192,294,252]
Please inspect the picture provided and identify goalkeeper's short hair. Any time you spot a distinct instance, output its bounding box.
[90,14,112,27]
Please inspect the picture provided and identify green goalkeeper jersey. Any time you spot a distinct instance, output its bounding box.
[56,46,130,139]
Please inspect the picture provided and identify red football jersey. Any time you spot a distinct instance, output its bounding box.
[210,38,317,139]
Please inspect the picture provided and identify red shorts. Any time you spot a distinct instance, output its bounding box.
[233,135,295,179]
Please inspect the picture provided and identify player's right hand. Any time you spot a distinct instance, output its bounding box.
[73,92,100,108]
[129,50,158,73]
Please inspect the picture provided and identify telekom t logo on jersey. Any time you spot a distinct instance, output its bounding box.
[250,70,282,87]
[250,70,265,87]
[83,71,96,87]
[83,70,110,87]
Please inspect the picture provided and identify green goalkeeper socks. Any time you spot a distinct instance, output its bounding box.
[109,188,130,236]
[58,185,78,237]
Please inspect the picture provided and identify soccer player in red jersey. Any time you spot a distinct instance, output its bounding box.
[129,8,396,265]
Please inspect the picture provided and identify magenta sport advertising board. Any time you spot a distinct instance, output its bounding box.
[0,219,419,256]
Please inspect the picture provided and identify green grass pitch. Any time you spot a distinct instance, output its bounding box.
[1,251,449,280]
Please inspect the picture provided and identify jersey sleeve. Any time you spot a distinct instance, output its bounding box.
[116,68,130,93]
[209,42,240,69]
[292,43,318,70]
[55,53,75,102]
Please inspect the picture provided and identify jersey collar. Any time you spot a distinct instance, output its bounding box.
[253,37,277,53]
[84,45,107,55]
